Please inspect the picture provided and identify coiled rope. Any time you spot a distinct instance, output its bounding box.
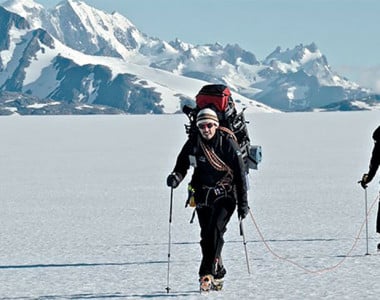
[248,193,380,274]
[200,140,231,174]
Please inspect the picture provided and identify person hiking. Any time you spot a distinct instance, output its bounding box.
[166,108,249,291]
[360,125,380,249]
[360,125,380,189]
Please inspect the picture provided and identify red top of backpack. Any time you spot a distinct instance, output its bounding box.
[195,84,231,112]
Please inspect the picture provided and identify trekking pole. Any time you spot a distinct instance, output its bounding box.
[239,216,251,275]
[364,188,370,255]
[165,187,174,293]
[378,185,380,252]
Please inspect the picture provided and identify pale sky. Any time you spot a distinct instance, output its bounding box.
[31,0,380,92]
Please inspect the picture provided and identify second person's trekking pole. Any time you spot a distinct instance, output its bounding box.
[239,217,251,275]
[364,188,370,255]
[165,187,174,293]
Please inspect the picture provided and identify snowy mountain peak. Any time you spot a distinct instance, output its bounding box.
[47,0,147,58]
[169,38,192,52]
[265,43,323,65]
[2,0,45,28]
[61,0,136,32]
[61,0,134,28]
[2,0,44,12]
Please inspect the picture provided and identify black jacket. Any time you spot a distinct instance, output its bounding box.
[368,126,380,181]
[172,130,248,210]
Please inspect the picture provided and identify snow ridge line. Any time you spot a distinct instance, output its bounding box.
[248,193,380,274]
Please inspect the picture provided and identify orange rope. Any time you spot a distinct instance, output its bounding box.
[248,194,380,274]
[199,140,232,177]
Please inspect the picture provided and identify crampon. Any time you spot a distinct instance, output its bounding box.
[199,275,224,292]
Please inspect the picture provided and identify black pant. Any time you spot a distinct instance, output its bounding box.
[196,196,236,277]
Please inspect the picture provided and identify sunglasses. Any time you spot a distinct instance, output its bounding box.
[198,123,215,130]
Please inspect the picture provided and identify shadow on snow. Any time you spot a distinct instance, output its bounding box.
[4,290,200,299]
[0,260,166,270]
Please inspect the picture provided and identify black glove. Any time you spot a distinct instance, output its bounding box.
[238,206,249,220]
[360,173,369,189]
[166,172,182,188]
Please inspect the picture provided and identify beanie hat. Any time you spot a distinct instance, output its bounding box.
[196,108,219,127]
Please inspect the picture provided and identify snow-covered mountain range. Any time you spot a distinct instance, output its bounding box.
[0,0,377,115]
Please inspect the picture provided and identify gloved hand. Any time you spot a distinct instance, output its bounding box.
[166,172,182,188]
[238,206,249,220]
[360,173,369,189]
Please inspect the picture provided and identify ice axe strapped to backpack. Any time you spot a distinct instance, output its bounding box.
[182,84,262,173]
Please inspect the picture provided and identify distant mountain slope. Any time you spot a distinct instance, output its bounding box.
[315,95,380,112]
[0,0,378,114]
[0,4,276,115]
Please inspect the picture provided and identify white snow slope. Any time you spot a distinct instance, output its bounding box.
[0,111,380,299]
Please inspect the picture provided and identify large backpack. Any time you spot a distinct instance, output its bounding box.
[182,84,262,173]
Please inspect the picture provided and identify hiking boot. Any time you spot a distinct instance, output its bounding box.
[199,274,214,292]
[199,274,224,292]
[212,277,224,291]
